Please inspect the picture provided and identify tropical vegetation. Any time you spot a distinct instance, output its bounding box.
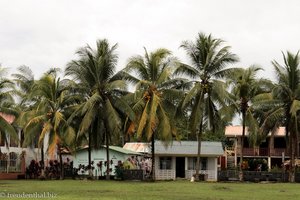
[0,33,300,182]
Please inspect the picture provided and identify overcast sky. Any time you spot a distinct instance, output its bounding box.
[1,0,300,79]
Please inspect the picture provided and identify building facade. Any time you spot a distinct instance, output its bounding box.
[124,141,224,181]
[225,126,288,170]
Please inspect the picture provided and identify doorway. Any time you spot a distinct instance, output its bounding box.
[176,157,185,178]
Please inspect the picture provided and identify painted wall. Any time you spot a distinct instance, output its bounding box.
[73,148,134,176]
[155,155,219,181]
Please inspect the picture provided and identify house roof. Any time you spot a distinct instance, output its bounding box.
[108,146,141,155]
[154,141,224,156]
[124,141,224,156]
[0,112,15,124]
[76,145,141,155]
[225,126,286,137]
[123,142,150,153]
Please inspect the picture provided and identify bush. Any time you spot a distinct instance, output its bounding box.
[247,158,268,171]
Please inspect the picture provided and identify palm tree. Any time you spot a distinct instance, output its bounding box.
[65,39,135,180]
[122,47,184,180]
[225,66,273,180]
[23,69,76,179]
[12,65,35,110]
[262,51,300,182]
[0,66,18,148]
[176,33,238,180]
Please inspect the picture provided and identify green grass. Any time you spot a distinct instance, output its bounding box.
[0,180,300,200]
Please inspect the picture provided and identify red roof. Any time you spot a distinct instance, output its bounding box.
[0,112,15,124]
[225,126,286,137]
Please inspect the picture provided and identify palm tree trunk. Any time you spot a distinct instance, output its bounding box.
[40,145,45,179]
[151,135,155,181]
[296,132,299,158]
[105,130,110,180]
[58,145,64,180]
[289,133,296,182]
[239,110,246,181]
[195,121,203,181]
[88,130,93,178]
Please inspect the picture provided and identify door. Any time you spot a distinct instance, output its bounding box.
[176,157,185,178]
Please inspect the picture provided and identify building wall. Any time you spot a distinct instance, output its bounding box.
[73,148,132,176]
[155,155,219,181]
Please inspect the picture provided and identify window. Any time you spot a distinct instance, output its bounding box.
[201,158,207,170]
[188,157,207,170]
[9,152,17,167]
[0,138,5,146]
[159,157,172,169]
[0,134,7,146]
[188,157,197,170]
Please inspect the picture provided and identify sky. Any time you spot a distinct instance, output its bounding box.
[1,0,300,79]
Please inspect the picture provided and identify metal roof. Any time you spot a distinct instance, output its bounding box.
[108,146,141,155]
[123,142,150,153]
[76,145,141,155]
[154,141,224,156]
[123,141,224,156]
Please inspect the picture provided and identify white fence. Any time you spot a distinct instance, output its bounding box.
[155,169,176,180]
[155,169,216,181]
[185,170,216,180]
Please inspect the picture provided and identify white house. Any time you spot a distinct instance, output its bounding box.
[73,146,141,177]
[123,141,224,181]
[0,112,45,173]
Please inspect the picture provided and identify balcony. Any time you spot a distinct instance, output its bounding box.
[236,148,287,157]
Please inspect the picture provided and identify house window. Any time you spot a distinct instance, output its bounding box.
[201,158,207,170]
[188,157,197,170]
[0,138,5,146]
[9,152,17,167]
[159,157,172,169]
[188,157,207,170]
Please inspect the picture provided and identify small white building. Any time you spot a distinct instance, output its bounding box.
[124,141,224,181]
[73,146,141,176]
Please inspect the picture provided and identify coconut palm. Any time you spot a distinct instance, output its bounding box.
[0,66,18,148]
[22,69,76,179]
[65,39,135,180]
[260,51,300,182]
[121,47,185,180]
[176,33,238,180]
[225,66,273,180]
[12,65,35,110]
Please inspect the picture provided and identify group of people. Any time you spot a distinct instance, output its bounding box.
[26,158,73,179]
[123,156,152,173]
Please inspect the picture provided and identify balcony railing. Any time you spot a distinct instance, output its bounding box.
[236,148,287,157]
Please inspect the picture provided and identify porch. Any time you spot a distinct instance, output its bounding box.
[155,155,219,181]
[237,148,287,157]
[155,169,216,181]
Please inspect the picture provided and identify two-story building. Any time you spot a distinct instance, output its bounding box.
[225,126,288,170]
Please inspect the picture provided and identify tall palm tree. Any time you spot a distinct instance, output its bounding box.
[225,66,272,180]
[0,66,18,148]
[66,39,135,180]
[23,69,76,179]
[176,33,238,180]
[12,66,37,153]
[122,47,184,180]
[262,51,300,182]
[12,65,35,110]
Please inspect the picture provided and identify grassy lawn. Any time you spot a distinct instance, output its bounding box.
[0,180,300,200]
